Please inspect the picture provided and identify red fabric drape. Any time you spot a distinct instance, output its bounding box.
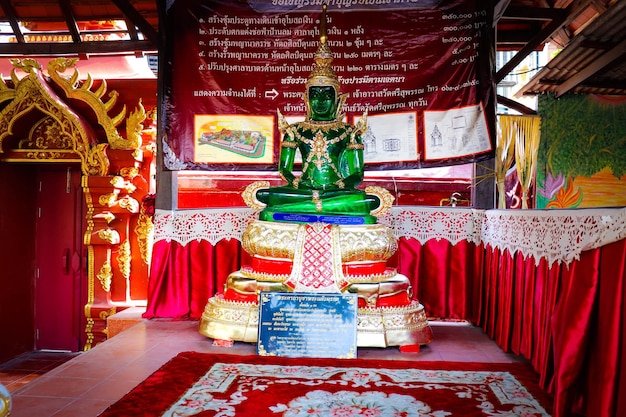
[396,238,483,321]
[476,240,626,417]
[550,239,626,417]
[477,246,560,385]
[143,238,248,318]
[144,233,626,417]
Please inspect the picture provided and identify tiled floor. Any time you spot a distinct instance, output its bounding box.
[0,351,79,393]
[3,319,528,417]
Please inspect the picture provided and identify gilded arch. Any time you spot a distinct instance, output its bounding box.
[0,58,156,350]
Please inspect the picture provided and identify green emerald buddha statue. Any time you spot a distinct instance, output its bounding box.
[245,5,388,224]
[200,5,432,350]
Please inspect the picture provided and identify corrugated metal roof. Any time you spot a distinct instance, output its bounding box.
[514,0,626,97]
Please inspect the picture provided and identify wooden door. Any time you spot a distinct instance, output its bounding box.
[34,166,84,351]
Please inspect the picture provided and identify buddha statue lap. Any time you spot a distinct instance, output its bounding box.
[199,5,432,349]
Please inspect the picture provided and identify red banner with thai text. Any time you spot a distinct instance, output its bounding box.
[160,0,495,171]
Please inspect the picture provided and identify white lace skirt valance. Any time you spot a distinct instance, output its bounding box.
[153,206,626,266]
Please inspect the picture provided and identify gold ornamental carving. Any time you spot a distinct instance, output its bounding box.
[365,186,394,217]
[242,221,300,259]
[19,117,74,150]
[242,181,270,210]
[117,239,131,280]
[242,220,397,262]
[97,260,113,292]
[120,167,140,178]
[99,193,118,207]
[97,229,119,244]
[25,150,64,160]
[118,196,140,213]
[123,100,147,150]
[135,211,154,265]
[0,59,110,176]
[47,58,128,147]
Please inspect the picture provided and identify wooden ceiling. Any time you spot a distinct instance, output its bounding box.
[0,0,624,108]
[0,0,158,56]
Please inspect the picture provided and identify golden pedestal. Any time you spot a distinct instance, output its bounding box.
[199,220,433,348]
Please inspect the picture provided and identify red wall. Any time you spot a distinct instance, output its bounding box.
[0,163,37,362]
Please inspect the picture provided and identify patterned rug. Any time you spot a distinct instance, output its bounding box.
[98,352,553,416]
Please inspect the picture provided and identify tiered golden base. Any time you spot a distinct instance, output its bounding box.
[199,220,433,348]
[199,295,433,348]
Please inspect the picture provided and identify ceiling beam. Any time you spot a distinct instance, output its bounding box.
[496,94,538,115]
[110,0,158,44]
[501,6,567,20]
[0,40,157,56]
[0,0,25,43]
[58,0,82,44]
[496,12,567,83]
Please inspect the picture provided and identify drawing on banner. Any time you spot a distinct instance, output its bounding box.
[354,112,418,164]
[423,103,492,161]
[194,115,274,164]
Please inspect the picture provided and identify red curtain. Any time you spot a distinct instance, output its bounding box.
[143,238,249,318]
[396,237,483,321]
[474,240,626,417]
[144,234,626,417]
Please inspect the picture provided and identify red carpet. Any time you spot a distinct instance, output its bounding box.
[99,352,553,416]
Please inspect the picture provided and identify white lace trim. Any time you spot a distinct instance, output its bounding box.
[154,206,626,266]
[480,207,626,265]
[153,208,257,245]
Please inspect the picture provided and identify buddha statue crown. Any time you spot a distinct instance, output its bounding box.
[306,4,340,93]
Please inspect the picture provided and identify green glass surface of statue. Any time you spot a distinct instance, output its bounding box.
[256,85,380,223]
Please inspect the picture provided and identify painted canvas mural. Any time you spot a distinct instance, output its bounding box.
[536,93,626,209]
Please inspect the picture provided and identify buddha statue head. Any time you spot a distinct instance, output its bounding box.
[304,4,347,122]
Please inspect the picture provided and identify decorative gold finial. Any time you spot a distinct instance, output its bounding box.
[320,4,328,44]
[306,4,340,92]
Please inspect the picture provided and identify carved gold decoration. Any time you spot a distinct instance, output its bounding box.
[242,220,397,262]
[356,302,432,347]
[120,167,140,178]
[85,143,110,176]
[366,186,395,217]
[117,239,131,280]
[0,60,109,175]
[123,99,146,150]
[135,211,154,265]
[84,245,97,350]
[97,260,112,292]
[242,181,270,210]
[118,196,140,212]
[47,58,129,149]
[242,221,300,259]
[97,229,119,244]
[19,117,73,150]
[199,294,431,348]
[109,176,136,193]
[103,212,116,224]
[110,176,126,188]
[99,193,118,207]
[199,296,260,343]
[25,151,64,159]
[99,308,117,336]
[238,266,290,282]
